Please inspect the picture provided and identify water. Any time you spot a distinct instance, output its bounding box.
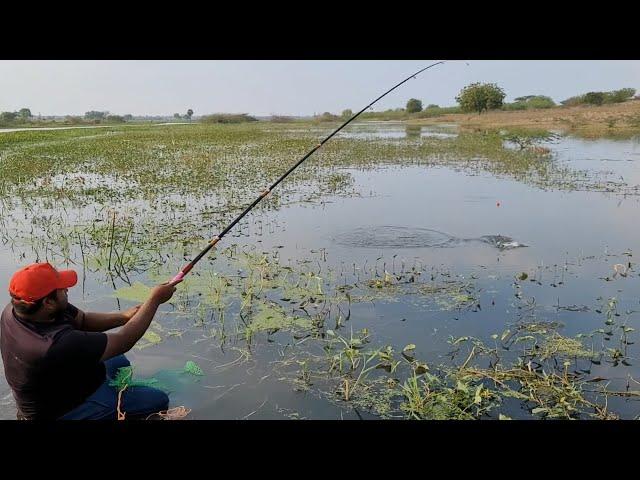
[337,122,458,140]
[1,125,639,419]
[332,226,526,249]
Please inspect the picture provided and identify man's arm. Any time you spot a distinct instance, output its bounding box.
[75,306,141,332]
[100,282,178,362]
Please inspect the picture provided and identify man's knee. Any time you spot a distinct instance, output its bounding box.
[147,388,169,412]
[126,386,169,415]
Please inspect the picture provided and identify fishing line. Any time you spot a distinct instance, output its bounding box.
[170,61,447,283]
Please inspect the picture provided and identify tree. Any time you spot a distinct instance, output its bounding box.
[406,98,423,113]
[173,113,181,119]
[456,83,506,114]
[583,92,605,105]
[604,88,636,104]
[186,109,194,122]
[510,95,555,109]
[0,111,17,123]
[18,108,32,119]
[341,109,353,118]
[123,114,133,121]
[85,111,107,120]
[314,112,340,122]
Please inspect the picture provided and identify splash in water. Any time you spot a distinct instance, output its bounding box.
[332,226,527,250]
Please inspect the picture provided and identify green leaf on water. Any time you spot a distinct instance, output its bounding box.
[248,301,312,333]
[501,329,511,342]
[184,360,204,376]
[403,344,416,352]
[112,282,152,303]
[498,414,512,420]
[517,272,528,281]
[142,330,162,344]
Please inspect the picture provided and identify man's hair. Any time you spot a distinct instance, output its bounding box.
[11,290,58,316]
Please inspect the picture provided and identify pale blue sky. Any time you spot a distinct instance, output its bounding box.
[0,60,638,117]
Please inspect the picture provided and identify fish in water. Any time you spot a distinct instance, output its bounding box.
[333,226,527,250]
[478,235,528,250]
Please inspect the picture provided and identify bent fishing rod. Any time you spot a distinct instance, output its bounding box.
[169,61,446,284]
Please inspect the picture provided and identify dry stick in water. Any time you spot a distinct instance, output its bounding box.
[107,211,116,271]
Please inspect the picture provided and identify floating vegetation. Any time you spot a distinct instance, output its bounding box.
[112,282,153,303]
[135,327,164,350]
[183,361,204,376]
[245,301,312,334]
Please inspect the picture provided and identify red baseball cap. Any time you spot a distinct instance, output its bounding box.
[9,263,77,302]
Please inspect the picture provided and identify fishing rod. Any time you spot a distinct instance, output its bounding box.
[169,61,446,284]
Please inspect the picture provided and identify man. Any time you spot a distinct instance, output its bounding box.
[1,262,181,420]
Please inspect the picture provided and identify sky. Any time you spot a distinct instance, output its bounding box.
[0,60,639,117]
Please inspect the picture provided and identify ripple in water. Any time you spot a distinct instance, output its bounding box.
[332,226,527,250]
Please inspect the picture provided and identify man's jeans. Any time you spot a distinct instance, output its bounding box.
[60,354,169,420]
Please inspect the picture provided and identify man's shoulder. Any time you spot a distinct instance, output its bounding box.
[1,303,13,322]
[1,303,19,335]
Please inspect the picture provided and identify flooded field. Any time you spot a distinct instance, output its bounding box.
[1,122,639,419]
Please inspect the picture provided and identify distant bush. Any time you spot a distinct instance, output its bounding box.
[504,95,555,110]
[527,96,556,109]
[502,102,528,111]
[64,116,84,125]
[359,109,408,120]
[0,108,34,126]
[200,113,258,124]
[0,111,18,123]
[85,111,107,120]
[415,105,462,117]
[560,95,584,107]
[269,115,295,123]
[603,88,636,104]
[106,115,125,123]
[313,112,341,122]
[561,88,636,106]
[583,92,605,105]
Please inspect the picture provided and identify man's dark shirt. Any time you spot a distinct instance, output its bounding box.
[1,303,107,420]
